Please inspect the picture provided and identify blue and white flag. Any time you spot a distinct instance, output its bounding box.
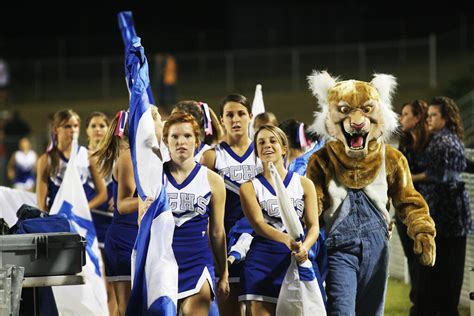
[268,162,326,316]
[49,135,108,315]
[118,11,178,315]
[118,10,154,104]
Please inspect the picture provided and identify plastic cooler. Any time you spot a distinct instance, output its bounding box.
[0,232,86,277]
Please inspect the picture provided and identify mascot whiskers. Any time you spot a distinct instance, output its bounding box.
[306,71,436,315]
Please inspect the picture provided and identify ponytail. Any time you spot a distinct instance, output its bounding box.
[92,110,129,178]
[204,105,223,146]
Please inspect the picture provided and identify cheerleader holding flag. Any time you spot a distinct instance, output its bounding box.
[117,11,178,315]
[239,125,322,315]
[268,161,326,315]
[49,133,108,315]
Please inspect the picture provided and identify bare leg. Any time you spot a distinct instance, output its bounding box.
[100,249,118,316]
[112,281,131,316]
[107,280,118,316]
[179,280,212,316]
[245,301,275,316]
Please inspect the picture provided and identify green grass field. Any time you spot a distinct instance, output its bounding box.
[385,278,470,316]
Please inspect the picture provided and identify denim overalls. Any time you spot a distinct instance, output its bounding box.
[325,189,390,316]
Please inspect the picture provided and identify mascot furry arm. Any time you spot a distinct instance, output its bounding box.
[306,71,436,266]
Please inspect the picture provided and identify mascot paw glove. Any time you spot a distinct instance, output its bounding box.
[414,232,436,266]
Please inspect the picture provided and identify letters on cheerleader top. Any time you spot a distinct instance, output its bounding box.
[218,165,261,182]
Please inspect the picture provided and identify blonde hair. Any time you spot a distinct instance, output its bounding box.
[92,110,129,178]
[47,109,81,176]
[253,124,289,161]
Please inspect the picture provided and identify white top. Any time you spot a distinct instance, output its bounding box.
[251,172,304,232]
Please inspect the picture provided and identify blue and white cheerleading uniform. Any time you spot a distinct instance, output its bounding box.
[194,143,211,163]
[164,162,216,299]
[85,169,113,248]
[239,171,305,303]
[104,177,138,281]
[214,141,262,283]
[214,142,262,234]
[12,150,37,190]
[47,146,93,210]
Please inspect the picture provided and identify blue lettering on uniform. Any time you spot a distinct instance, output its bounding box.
[195,196,208,215]
[167,192,209,215]
[261,198,305,218]
[180,193,195,210]
[219,165,259,182]
[167,193,179,210]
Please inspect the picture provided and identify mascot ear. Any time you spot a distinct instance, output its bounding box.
[370,74,397,107]
[371,73,399,140]
[307,70,338,105]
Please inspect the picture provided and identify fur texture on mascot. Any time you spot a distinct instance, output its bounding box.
[306,71,436,315]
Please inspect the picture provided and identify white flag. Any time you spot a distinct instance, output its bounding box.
[249,83,265,137]
[49,135,108,316]
[268,162,326,316]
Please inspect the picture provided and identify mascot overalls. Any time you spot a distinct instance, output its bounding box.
[306,71,436,315]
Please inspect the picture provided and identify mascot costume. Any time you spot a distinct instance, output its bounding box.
[306,71,436,315]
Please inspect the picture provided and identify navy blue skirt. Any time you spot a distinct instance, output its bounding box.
[239,236,291,303]
[172,229,216,299]
[104,223,138,281]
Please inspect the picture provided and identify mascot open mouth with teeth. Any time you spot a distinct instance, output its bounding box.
[306,71,436,315]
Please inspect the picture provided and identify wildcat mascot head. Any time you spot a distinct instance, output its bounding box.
[308,70,398,158]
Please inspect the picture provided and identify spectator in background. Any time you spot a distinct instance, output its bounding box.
[396,100,431,315]
[253,112,278,131]
[7,136,37,192]
[413,96,472,316]
[0,58,10,107]
[157,53,177,111]
[4,110,31,163]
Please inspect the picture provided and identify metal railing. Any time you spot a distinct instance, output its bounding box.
[4,28,473,104]
[459,90,474,147]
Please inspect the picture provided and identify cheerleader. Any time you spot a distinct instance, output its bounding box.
[36,109,107,212]
[201,94,262,316]
[239,125,319,316]
[7,136,37,191]
[161,112,229,315]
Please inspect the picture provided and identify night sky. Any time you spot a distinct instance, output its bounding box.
[0,1,473,59]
